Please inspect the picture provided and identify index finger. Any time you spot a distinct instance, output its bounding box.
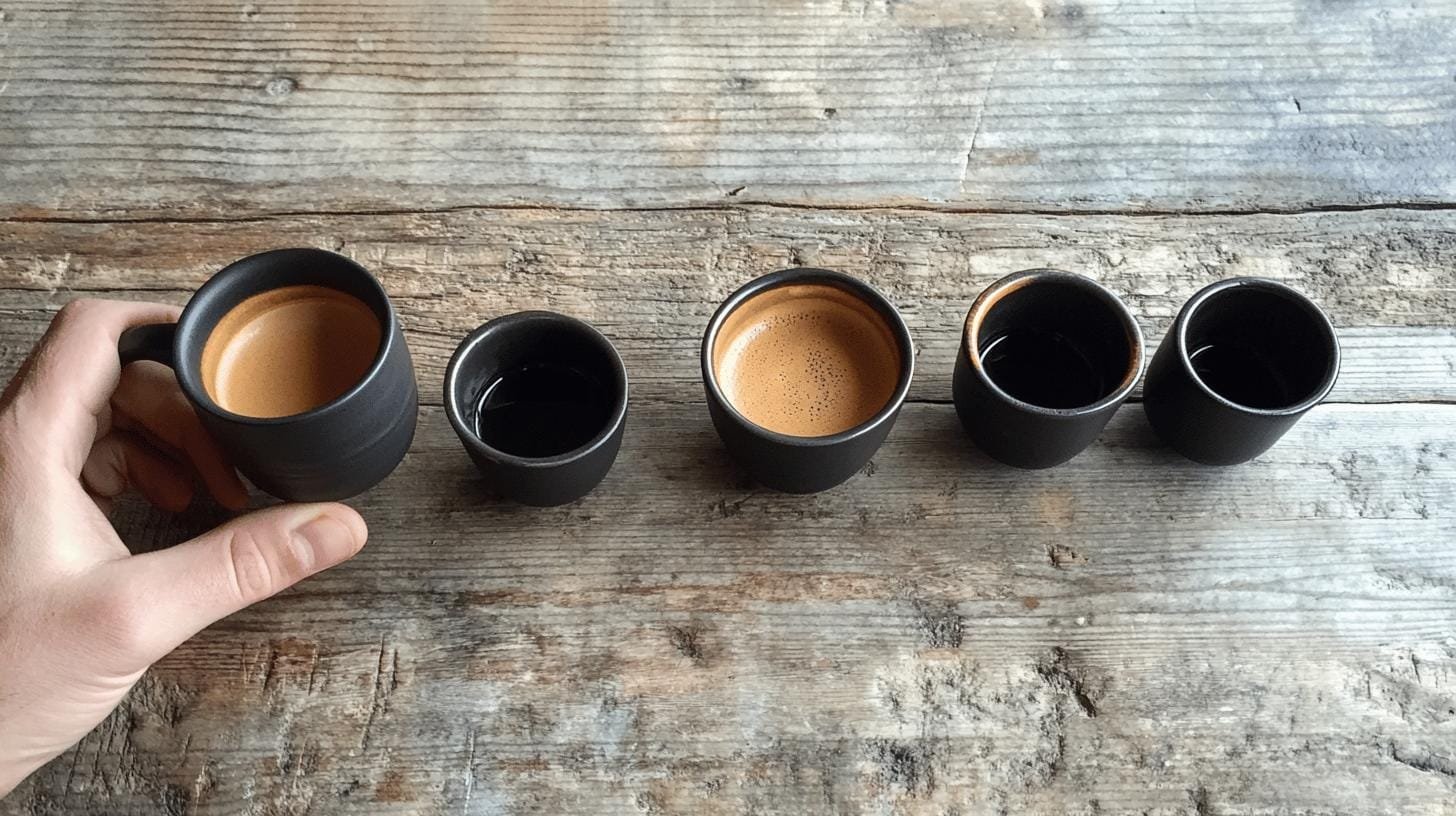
[1,298,181,475]
[111,362,249,510]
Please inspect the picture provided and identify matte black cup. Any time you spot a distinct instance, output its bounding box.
[444,311,628,506]
[701,268,914,494]
[953,268,1144,468]
[117,248,419,502]
[1143,277,1340,465]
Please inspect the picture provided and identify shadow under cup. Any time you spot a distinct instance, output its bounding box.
[953,269,1144,468]
[701,268,914,494]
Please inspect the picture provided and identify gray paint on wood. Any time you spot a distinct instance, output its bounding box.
[2,402,1455,815]
[0,206,1454,814]
[2,0,1455,806]
[1,206,1454,405]
[1,0,1455,217]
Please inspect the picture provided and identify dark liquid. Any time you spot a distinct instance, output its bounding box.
[474,362,613,458]
[1189,343,1293,409]
[981,330,1107,409]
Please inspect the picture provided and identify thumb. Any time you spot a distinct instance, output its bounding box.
[100,503,366,664]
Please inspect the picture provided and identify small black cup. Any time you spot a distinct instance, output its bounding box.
[1143,277,1339,465]
[444,311,628,506]
[117,248,419,502]
[953,268,1144,468]
[700,268,914,494]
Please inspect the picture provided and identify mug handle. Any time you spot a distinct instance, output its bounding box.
[118,323,178,367]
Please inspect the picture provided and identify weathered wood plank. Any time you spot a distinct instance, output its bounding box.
[2,0,1454,217]
[4,402,1455,815]
[1,197,1452,811]
[3,206,1453,404]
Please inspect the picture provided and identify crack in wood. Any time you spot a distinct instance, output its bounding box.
[62,743,82,801]
[260,642,277,692]
[460,728,477,815]
[307,653,321,694]
[1189,784,1212,816]
[960,49,1004,190]
[360,635,394,750]
[5,200,1456,227]
[1389,744,1456,778]
[1037,647,1100,718]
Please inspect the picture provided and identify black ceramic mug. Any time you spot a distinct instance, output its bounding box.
[701,268,914,494]
[953,268,1144,468]
[444,311,628,506]
[117,248,419,502]
[1143,277,1340,465]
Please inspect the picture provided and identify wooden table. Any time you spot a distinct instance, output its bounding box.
[2,1,1454,813]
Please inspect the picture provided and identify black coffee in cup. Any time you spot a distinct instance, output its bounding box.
[473,362,614,458]
[979,328,1111,410]
[1143,277,1339,464]
[953,268,1144,469]
[444,311,628,506]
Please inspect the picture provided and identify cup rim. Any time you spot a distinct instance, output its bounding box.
[961,268,1145,418]
[700,267,915,448]
[443,310,630,468]
[1173,277,1341,416]
[175,248,400,427]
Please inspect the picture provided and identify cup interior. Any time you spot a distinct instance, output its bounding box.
[1182,284,1338,411]
[710,279,905,438]
[448,314,627,460]
[177,248,394,422]
[200,285,382,418]
[970,273,1140,411]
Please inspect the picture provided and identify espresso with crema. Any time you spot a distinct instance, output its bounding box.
[712,283,901,437]
[201,285,381,418]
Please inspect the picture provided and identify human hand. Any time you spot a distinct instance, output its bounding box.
[0,299,368,796]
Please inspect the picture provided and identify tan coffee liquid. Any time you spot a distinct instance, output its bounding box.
[201,285,382,418]
[712,283,901,437]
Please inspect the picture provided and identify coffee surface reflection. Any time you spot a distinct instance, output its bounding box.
[474,362,613,458]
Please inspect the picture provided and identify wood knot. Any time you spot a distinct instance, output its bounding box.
[911,597,964,649]
[265,76,297,97]
[865,739,937,795]
[1035,646,1101,718]
[668,625,705,662]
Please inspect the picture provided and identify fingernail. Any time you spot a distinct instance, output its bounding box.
[291,514,362,569]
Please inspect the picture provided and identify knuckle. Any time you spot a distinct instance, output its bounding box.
[82,589,152,661]
[55,297,103,325]
[225,528,277,603]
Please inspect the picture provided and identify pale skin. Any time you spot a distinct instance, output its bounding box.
[0,299,368,797]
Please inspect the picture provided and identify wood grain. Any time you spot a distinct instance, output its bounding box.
[4,401,1455,815]
[2,0,1455,217]
[1,206,1453,814]
[3,0,1454,807]
[2,206,1454,405]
